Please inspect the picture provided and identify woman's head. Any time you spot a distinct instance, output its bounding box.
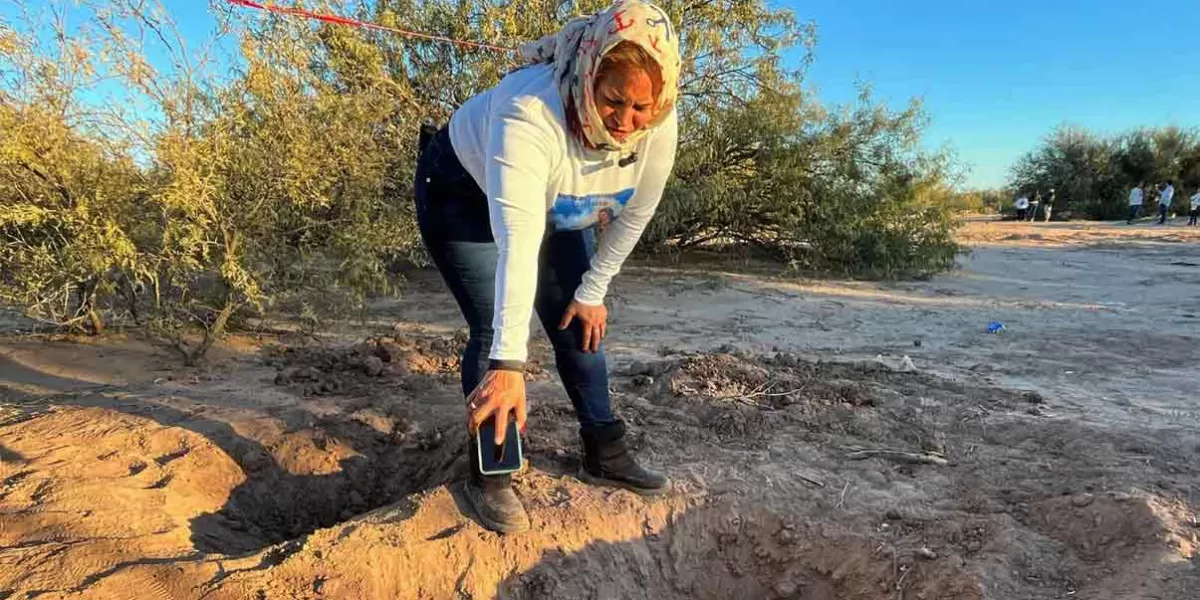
[518,1,680,151]
[593,41,663,142]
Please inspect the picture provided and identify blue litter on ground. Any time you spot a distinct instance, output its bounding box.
[987,321,1006,334]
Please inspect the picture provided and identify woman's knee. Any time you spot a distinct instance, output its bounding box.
[554,344,608,372]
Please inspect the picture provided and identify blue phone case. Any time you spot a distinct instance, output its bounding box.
[476,418,523,476]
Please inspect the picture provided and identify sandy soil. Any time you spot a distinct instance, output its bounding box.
[1,219,1198,599]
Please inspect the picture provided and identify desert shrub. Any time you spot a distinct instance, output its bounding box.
[645,91,961,278]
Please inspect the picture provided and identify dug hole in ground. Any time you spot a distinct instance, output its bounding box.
[1,220,1198,599]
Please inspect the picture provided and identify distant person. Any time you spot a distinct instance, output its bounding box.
[1014,194,1029,221]
[1157,180,1175,224]
[1189,188,1200,226]
[1029,191,1041,222]
[1043,188,1056,222]
[1128,183,1144,224]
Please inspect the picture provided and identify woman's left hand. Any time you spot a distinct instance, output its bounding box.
[559,299,607,353]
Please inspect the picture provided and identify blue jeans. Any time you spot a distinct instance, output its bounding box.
[413,127,615,428]
[1158,203,1169,224]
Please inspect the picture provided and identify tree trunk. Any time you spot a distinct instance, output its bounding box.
[121,276,142,326]
[76,279,105,336]
[87,307,105,336]
[186,297,238,365]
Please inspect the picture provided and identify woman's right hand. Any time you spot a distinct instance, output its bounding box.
[466,369,528,445]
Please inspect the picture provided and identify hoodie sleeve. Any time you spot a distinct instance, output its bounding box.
[573,109,678,306]
[483,100,561,368]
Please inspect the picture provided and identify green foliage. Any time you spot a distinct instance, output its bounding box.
[1010,125,1200,219]
[1,0,962,362]
[646,88,960,278]
[938,188,1009,214]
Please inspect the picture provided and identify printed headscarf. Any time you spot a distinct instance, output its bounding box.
[518,0,681,152]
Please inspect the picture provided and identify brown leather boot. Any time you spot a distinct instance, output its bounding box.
[463,440,530,533]
[579,420,670,496]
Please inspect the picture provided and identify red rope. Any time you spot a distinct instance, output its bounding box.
[224,0,520,53]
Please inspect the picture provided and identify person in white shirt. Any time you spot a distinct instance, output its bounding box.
[1014,195,1030,221]
[1188,189,1200,226]
[1043,188,1055,222]
[413,1,679,532]
[1157,181,1175,224]
[1128,183,1144,224]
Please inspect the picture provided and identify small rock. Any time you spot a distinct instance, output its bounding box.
[632,374,653,387]
[362,356,384,377]
[965,540,982,553]
[774,352,800,367]
[916,546,937,560]
[1071,493,1095,508]
[1111,492,1132,503]
[240,450,271,472]
[375,341,406,363]
[319,377,343,395]
[627,360,653,376]
[1021,391,1045,404]
[774,581,799,597]
[885,509,903,521]
[913,340,922,347]
[273,369,294,385]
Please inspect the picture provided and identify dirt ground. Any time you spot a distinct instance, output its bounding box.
[2,219,1198,599]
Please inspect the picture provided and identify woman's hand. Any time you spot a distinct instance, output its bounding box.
[467,370,528,445]
[559,299,607,353]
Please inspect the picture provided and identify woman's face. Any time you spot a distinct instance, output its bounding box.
[593,66,656,143]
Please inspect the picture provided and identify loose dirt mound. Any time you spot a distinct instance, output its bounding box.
[2,340,1197,599]
[266,332,466,395]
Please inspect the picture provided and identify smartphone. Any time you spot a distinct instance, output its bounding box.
[476,416,523,476]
